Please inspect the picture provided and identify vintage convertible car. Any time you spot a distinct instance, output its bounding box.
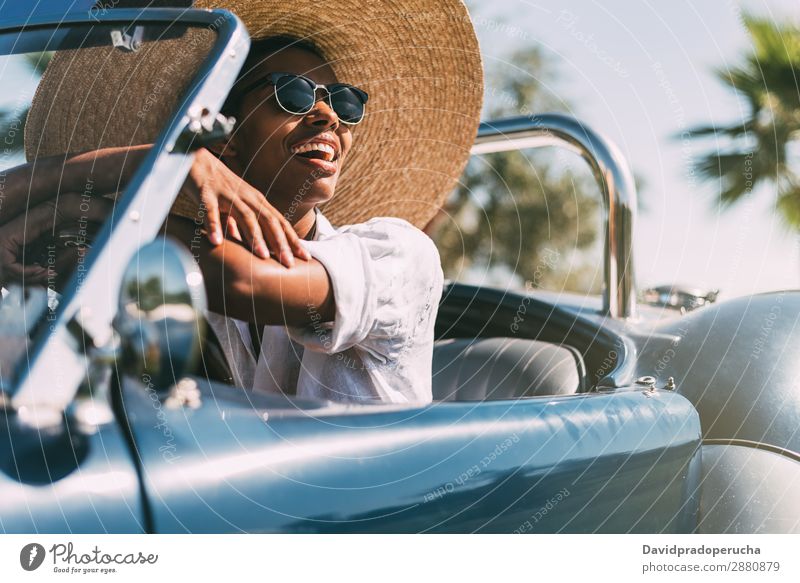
[0,1,798,534]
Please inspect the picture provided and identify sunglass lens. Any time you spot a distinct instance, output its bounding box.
[329,86,366,124]
[274,75,316,114]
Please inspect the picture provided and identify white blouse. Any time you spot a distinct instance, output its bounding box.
[205,210,443,404]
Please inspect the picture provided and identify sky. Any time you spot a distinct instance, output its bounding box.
[469,0,800,299]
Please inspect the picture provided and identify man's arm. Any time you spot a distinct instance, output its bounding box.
[165,217,335,327]
[0,146,308,267]
[0,146,149,225]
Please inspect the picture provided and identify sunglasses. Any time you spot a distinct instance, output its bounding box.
[235,72,369,125]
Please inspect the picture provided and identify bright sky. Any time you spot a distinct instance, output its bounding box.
[471,0,800,299]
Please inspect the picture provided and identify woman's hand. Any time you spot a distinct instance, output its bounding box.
[0,194,112,284]
[181,148,311,267]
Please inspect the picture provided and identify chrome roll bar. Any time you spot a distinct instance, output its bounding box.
[472,114,637,319]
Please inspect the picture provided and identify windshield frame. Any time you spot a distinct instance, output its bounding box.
[4,7,249,420]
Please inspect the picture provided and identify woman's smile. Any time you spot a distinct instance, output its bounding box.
[287,131,341,176]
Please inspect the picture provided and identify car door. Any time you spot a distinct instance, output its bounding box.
[121,374,701,533]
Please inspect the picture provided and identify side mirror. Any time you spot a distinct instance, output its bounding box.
[114,237,207,390]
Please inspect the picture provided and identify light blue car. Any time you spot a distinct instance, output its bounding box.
[0,0,797,534]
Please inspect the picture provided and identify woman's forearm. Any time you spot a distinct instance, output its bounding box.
[165,217,335,326]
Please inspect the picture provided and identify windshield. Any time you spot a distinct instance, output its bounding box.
[0,20,216,388]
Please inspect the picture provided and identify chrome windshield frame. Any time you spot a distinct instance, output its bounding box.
[6,8,249,421]
[472,114,638,320]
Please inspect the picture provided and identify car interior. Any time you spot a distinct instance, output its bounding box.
[195,281,621,403]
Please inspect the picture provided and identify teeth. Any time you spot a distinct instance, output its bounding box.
[291,142,336,162]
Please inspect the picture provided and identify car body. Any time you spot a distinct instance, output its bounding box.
[0,0,798,534]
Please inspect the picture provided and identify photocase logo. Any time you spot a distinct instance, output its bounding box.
[19,543,46,571]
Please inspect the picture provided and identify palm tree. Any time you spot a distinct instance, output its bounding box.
[686,14,800,227]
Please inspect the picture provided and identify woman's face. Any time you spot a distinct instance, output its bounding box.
[224,47,353,218]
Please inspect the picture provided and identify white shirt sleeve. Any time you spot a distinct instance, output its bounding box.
[287,217,443,362]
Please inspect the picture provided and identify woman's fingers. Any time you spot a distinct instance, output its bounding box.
[225,215,242,242]
[225,208,309,267]
[243,191,308,263]
[184,151,308,266]
[5,261,49,281]
[251,210,295,268]
[279,215,312,261]
[0,243,20,277]
[0,241,50,282]
[232,205,271,261]
[199,188,224,246]
[266,215,295,268]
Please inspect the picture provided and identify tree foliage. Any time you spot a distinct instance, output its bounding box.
[426,45,602,293]
[0,52,52,156]
[686,14,800,228]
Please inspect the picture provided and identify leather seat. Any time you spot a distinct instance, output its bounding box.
[432,337,586,401]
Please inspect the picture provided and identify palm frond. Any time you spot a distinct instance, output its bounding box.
[684,13,800,229]
[681,120,755,141]
[694,151,763,206]
[775,182,800,229]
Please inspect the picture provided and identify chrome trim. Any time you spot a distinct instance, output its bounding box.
[641,284,719,312]
[472,114,638,319]
[9,8,249,421]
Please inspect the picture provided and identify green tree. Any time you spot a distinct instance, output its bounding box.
[0,52,52,155]
[685,14,800,227]
[426,44,602,293]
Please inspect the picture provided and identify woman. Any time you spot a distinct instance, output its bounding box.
[0,0,483,404]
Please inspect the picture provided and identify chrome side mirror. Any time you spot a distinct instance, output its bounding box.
[640,284,719,313]
[114,237,206,390]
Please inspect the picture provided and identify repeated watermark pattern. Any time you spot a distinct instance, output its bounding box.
[142,373,180,463]
[513,487,571,533]
[750,292,784,361]
[510,248,560,334]
[423,433,520,503]
[653,318,691,380]
[651,60,698,191]
[593,338,626,384]
[285,168,327,223]
[557,11,630,78]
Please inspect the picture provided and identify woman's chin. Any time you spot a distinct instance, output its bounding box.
[266,174,337,211]
[288,181,337,206]
[307,189,336,207]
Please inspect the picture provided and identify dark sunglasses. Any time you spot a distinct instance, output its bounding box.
[235,72,369,125]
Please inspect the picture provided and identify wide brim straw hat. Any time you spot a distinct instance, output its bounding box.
[25,0,483,230]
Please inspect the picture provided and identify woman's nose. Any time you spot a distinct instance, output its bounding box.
[304,97,339,129]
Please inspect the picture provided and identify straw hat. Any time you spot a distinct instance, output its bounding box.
[25,0,483,229]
